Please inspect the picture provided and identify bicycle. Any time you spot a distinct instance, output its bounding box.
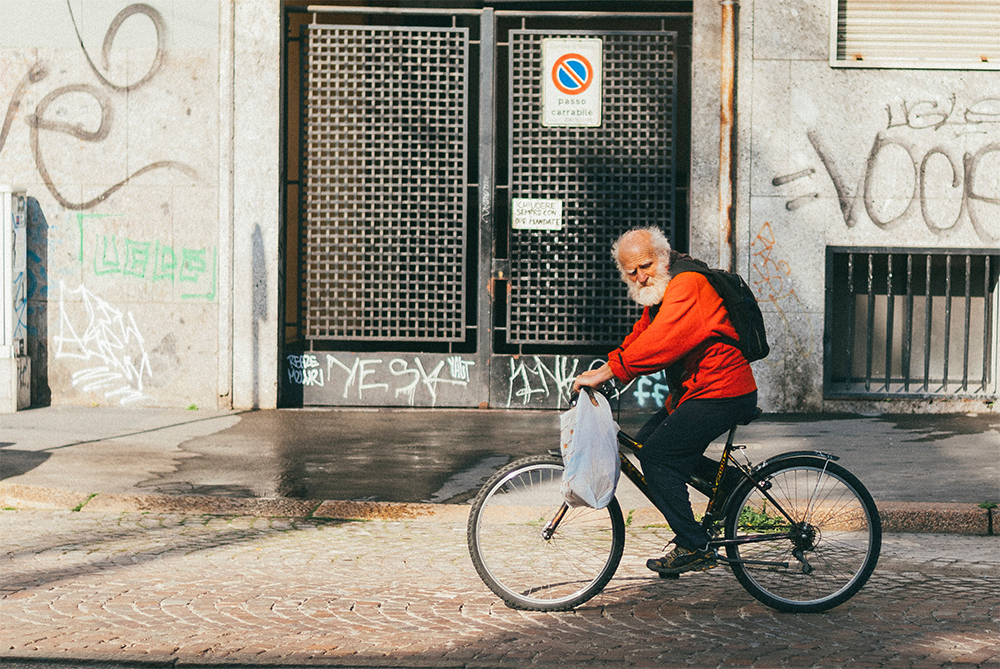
[467,393,882,613]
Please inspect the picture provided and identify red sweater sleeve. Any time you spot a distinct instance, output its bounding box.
[607,272,756,402]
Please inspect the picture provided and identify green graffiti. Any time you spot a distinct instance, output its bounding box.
[94,234,121,275]
[123,239,151,278]
[76,213,216,301]
[153,242,176,281]
[76,212,121,262]
[179,248,205,282]
[180,247,216,301]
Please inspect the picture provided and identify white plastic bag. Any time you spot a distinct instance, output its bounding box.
[559,388,621,509]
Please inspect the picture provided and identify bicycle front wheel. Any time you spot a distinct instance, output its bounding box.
[723,456,881,613]
[467,455,625,611]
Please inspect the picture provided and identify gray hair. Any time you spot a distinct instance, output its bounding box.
[610,227,672,279]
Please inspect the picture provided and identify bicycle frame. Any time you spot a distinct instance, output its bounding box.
[545,416,840,567]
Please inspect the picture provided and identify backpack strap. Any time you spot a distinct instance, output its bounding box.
[664,256,742,352]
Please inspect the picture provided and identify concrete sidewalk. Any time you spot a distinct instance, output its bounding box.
[0,405,998,534]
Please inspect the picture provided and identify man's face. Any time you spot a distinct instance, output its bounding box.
[618,233,669,306]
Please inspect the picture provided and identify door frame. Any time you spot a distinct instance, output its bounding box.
[281,4,692,409]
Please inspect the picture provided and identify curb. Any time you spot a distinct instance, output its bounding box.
[0,483,995,536]
[877,501,995,535]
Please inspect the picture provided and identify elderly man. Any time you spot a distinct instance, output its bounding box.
[572,226,758,576]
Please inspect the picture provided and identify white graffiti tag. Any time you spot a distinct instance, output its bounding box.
[287,353,323,386]
[296,354,476,407]
[503,355,650,409]
[327,356,389,399]
[506,356,605,408]
[447,354,475,381]
[53,281,152,404]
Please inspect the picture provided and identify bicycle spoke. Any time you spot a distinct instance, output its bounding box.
[468,456,624,611]
[723,457,880,613]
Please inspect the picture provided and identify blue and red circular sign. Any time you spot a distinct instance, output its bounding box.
[552,53,594,95]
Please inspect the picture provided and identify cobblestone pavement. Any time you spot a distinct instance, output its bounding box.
[1,509,998,669]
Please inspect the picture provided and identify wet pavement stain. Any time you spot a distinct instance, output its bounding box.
[144,409,565,503]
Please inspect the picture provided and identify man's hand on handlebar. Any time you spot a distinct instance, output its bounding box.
[572,363,616,394]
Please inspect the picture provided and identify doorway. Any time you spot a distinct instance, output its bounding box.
[282,4,691,408]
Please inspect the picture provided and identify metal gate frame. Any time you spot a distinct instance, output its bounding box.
[282,5,691,409]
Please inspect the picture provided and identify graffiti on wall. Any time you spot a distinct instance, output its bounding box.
[787,95,1000,243]
[630,370,670,408]
[53,281,152,405]
[750,221,816,360]
[287,351,676,409]
[76,213,217,300]
[505,356,600,408]
[502,355,658,409]
[0,3,216,405]
[286,353,476,407]
[0,3,198,209]
[11,269,27,344]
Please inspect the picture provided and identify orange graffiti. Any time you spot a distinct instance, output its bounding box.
[751,222,815,359]
[751,222,797,302]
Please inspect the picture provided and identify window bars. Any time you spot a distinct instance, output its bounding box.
[826,248,998,398]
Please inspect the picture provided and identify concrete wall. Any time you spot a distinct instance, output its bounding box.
[231,0,280,410]
[0,0,280,409]
[4,0,995,412]
[691,0,1000,413]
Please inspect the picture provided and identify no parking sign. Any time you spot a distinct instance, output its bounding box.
[542,38,602,128]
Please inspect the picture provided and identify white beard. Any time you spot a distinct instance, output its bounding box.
[627,259,671,306]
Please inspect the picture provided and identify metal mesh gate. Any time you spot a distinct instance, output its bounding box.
[300,25,469,342]
[507,30,677,345]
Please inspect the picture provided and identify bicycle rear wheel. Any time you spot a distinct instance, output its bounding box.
[723,456,881,613]
[467,454,625,611]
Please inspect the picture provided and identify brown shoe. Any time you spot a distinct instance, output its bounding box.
[646,544,718,576]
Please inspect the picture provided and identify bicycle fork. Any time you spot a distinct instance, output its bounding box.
[541,503,569,540]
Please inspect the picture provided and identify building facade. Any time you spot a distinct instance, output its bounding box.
[0,0,996,412]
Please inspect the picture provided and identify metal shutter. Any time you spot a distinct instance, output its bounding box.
[832,0,1000,69]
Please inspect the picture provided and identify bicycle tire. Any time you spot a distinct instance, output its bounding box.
[467,454,625,611]
[722,456,881,613]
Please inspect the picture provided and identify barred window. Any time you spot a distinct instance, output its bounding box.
[825,248,999,399]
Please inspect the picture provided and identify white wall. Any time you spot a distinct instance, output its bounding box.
[230,0,280,410]
[717,0,1000,412]
[0,0,280,409]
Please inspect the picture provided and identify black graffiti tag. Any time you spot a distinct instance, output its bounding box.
[0,2,197,211]
[68,1,167,93]
[808,129,1000,244]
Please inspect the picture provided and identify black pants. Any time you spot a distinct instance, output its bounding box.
[635,391,758,551]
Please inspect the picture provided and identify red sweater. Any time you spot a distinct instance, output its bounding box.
[607,272,757,408]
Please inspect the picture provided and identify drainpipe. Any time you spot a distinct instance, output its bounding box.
[719,0,738,273]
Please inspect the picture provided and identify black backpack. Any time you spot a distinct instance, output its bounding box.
[669,254,770,363]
